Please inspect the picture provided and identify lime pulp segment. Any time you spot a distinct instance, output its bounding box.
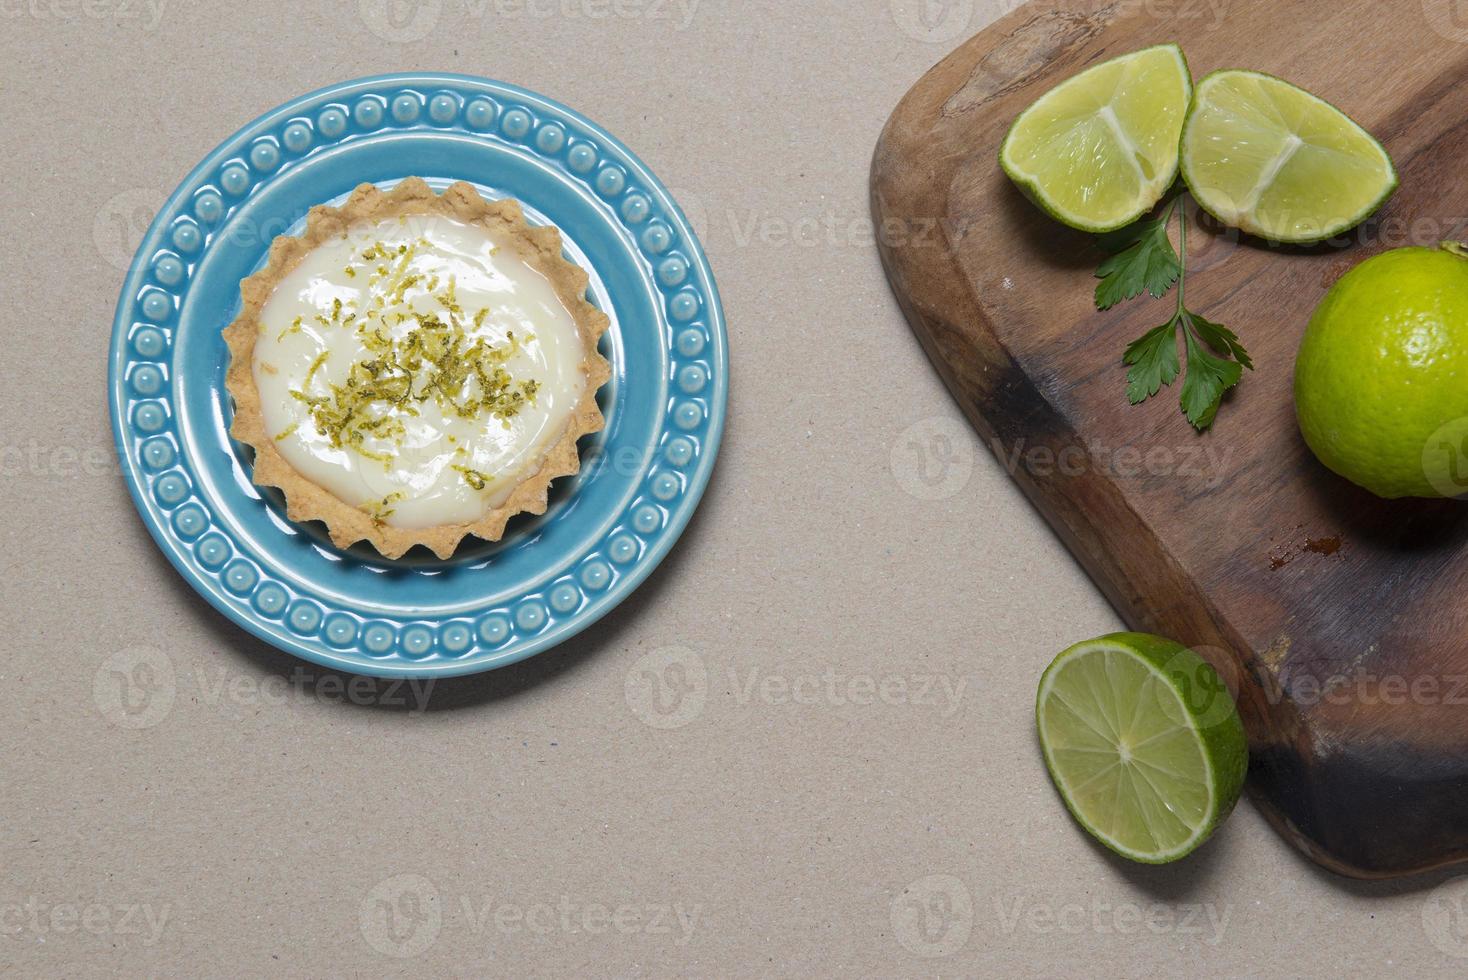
[1180,70,1397,243]
[1001,44,1192,233]
[1035,633,1247,863]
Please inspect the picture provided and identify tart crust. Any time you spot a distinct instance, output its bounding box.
[224,178,611,559]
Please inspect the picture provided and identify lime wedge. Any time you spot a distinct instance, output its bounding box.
[1001,44,1192,233]
[1035,632,1247,864]
[1180,70,1397,243]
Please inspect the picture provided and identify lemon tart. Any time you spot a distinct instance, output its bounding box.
[224,178,610,559]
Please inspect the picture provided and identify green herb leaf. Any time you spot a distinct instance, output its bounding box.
[1122,318,1181,405]
[1179,325,1245,430]
[1094,216,1182,311]
[1186,310,1253,371]
[1108,196,1252,431]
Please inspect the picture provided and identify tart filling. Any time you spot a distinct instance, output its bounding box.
[224,179,610,559]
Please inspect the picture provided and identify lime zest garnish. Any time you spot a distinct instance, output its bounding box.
[279,232,535,471]
[360,490,405,526]
[303,350,330,388]
[286,315,532,460]
[452,464,492,491]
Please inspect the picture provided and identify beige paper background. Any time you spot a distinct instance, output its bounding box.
[3,0,1467,974]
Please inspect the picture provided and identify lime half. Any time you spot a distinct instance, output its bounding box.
[1001,44,1192,233]
[1180,70,1397,243]
[1035,632,1247,864]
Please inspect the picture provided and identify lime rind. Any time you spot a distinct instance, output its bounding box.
[1180,69,1398,245]
[1035,632,1248,864]
[1001,44,1193,234]
[1295,245,1468,499]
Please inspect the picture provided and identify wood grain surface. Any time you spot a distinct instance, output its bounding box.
[872,0,1468,878]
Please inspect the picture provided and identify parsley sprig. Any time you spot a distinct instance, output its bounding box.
[1095,195,1252,430]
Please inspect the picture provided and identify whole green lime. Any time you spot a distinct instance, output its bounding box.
[1295,244,1468,499]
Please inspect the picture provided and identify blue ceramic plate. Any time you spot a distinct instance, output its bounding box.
[109,74,727,678]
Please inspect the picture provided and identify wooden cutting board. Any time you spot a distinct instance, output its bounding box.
[873,0,1468,878]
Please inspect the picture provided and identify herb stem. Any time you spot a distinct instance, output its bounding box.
[1174,197,1187,314]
